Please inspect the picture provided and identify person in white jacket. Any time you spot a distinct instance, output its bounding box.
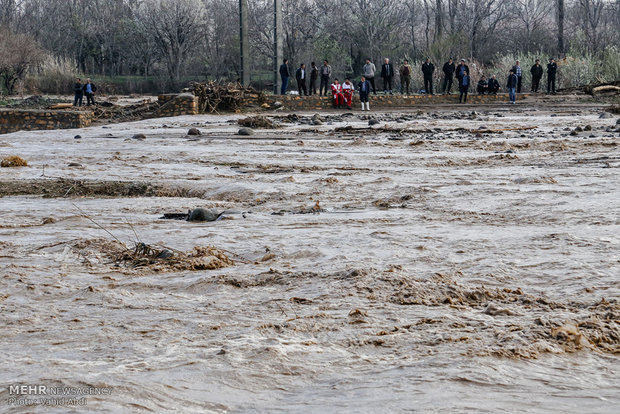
[362,58,376,94]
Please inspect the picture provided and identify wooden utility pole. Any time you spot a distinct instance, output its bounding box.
[273,0,282,95]
[557,0,565,56]
[239,0,250,85]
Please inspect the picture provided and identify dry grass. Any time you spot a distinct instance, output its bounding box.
[1,155,28,167]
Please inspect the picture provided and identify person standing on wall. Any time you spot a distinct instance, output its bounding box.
[73,78,83,107]
[421,57,435,95]
[442,58,455,94]
[530,59,543,93]
[358,75,371,111]
[511,60,522,93]
[455,59,469,89]
[279,59,290,95]
[363,58,377,95]
[458,70,470,103]
[296,63,308,96]
[547,57,557,94]
[83,78,97,106]
[507,69,518,104]
[381,58,394,95]
[400,60,412,95]
[319,60,332,96]
[309,62,319,95]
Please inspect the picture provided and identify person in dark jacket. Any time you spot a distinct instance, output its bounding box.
[399,60,412,95]
[309,62,319,95]
[442,58,455,94]
[279,59,290,95]
[487,75,500,94]
[319,60,332,96]
[455,59,470,86]
[507,69,518,104]
[530,59,543,93]
[358,75,371,111]
[295,63,307,96]
[477,76,488,94]
[73,78,83,107]
[459,70,470,103]
[421,57,435,94]
[83,78,97,106]
[511,60,523,93]
[380,58,394,94]
[547,58,557,94]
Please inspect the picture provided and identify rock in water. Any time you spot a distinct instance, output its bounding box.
[187,128,201,135]
[368,119,380,126]
[74,135,82,139]
[599,112,612,119]
[238,128,254,136]
[616,118,620,125]
[188,208,221,222]
[312,119,323,125]
[132,133,146,140]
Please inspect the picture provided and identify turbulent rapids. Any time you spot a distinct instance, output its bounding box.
[0,102,618,412]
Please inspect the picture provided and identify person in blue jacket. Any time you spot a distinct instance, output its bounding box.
[506,69,518,104]
[459,70,470,103]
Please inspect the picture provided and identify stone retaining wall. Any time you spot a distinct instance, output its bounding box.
[0,109,92,134]
[155,93,198,117]
[265,93,525,110]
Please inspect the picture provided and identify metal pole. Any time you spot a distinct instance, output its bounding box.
[239,0,250,86]
[273,0,282,95]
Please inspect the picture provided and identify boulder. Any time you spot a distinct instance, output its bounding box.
[188,208,221,222]
[237,127,254,136]
[187,128,201,135]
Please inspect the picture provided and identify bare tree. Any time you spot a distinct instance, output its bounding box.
[0,28,45,94]
[141,0,205,88]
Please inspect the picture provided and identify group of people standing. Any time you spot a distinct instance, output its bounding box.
[281,55,560,108]
[72,77,97,107]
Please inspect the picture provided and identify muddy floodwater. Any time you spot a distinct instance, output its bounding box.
[1,103,619,412]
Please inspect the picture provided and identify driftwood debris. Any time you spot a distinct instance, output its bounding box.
[189,81,263,113]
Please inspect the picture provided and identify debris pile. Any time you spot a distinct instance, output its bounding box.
[1,155,28,167]
[237,115,278,129]
[189,81,263,113]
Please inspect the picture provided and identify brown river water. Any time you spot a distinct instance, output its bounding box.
[0,104,618,412]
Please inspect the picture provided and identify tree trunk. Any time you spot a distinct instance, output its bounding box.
[557,0,565,55]
[434,0,443,41]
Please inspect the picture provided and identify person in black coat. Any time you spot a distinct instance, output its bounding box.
[547,58,557,94]
[442,58,455,94]
[530,59,543,93]
[487,75,500,94]
[295,63,308,96]
[421,57,435,94]
[82,78,97,106]
[73,78,83,107]
[279,59,290,95]
[309,62,319,95]
[511,60,523,93]
[477,76,488,94]
[380,58,394,94]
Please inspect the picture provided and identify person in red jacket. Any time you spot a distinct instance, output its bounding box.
[342,78,354,109]
[331,79,345,108]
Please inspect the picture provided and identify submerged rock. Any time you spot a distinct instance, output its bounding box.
[237,127,254,136]
[187,128,201,135]
[188,208,222,222]
[132,133,146,140]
